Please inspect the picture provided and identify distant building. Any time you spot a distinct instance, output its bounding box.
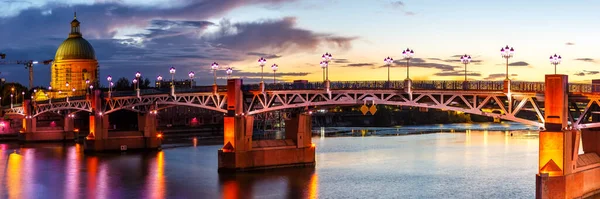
[51,12,98,98]
[155,79,196,88]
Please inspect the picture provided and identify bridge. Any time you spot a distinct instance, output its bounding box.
[3,77,600,198]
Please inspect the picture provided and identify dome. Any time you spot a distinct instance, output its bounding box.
[54,37,96,60]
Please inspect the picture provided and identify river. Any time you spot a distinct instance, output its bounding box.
[0,123,540,198]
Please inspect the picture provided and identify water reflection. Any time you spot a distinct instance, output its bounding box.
[0,128,541,198]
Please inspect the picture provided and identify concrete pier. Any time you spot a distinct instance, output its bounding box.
[84,90,161,152]
[536,74,600,198]
[218,79,315,172]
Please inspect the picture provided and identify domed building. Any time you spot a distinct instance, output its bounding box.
[51,13,98,97]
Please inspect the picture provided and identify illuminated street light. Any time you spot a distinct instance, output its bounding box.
[321,53,333,81]
[169,67,176,89]
[460,54,472,82]
[85,79,90,94]
[402,48,414,80]
[133,78,138,91]
[226,67,233,79]
[500,45,515,80]
[188,71,195,88]
[384,56,394,84]
[21,91,24,104]
[10,94,13,108]
[135,71,141,78]
[271,64,278,84]
[549,54,562,74]
[157,75,163,88]
[211,62,219,85]
[320,61,328,81]
[258,57,267,83]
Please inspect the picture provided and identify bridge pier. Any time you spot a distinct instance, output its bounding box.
[536,74,600,198]
[218,79,315,172]
[84,90,161,153]
[18,100,74,141]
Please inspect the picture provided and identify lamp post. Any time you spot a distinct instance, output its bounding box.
[402,48,414,80]
[320,61,328,81]
[10,94,13,108]
[48,85,52,103]
[65,82,69,98]
[169,67,176,96]
[384,56,394,85]
[133,78,138,90]
[226,67,233,79]
[21,91,24,104]
[461,54,472,90]
[271,64,278,84]
[258,57,266,82]
[188,71,195,88]
[549,54,562,75]
[500,45,515,80]
[211,62,219,85]
[460,54,472,82]
[135,71,141,90]
[321,53,332,81]
[107,75,112,96]
[156,75,163,88]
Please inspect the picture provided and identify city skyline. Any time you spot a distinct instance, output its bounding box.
[2,0,600,86]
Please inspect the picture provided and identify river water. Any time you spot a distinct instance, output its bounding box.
[0,123,540,199]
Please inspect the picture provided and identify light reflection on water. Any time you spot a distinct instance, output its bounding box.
[0,128,540,198]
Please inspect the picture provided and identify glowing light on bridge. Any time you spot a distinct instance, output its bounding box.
[319,61,328,81]
[384,56,394,84]
[271,64,279,84]
[460,54,472,82]
[500,45,515,80]
[321,53,332,81]
[402,48,414,80]
[258,57,267,83]
[188,71,195,88]
[226,67,233,79]
[211,62,219,85]
[549,54,562,74]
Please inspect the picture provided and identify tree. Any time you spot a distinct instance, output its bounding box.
[114,77,131,91]
[141,78,151,89]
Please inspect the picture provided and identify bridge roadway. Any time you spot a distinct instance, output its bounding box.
[4,80,600,130]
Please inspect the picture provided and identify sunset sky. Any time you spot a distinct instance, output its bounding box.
[1,0,600,86]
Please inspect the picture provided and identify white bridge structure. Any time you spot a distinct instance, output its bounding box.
[4,79,600,130]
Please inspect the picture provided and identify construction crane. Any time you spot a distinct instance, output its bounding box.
[0,54,52,90]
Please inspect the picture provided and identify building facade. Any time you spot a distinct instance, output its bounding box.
[51,13,98,98]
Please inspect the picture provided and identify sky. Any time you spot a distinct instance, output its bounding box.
[1,0,600,86]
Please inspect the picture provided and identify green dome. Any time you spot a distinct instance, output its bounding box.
[54,37,96,61]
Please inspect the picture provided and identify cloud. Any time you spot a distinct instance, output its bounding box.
[574,70,599,76]
[386,58,458,71]
[574,58,595,63]
[433,71,481,77]
[508,61,530,66]
[246,52,282,59]
[333,58,350,63]
[566,42,575,46]
[0,1,357,86]
[211,17,356,53]
[484,73,518,80]
[343,63,374,67]
[389,1,415,16]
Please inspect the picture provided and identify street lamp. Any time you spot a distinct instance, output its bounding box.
[460,54,472,82]
[320,61,328,81]
[258,57,267,83]
[135,71,141,90]
[211,62,219,85]
[271,64,278,84]
[384,56,394,84]
[85,79,90,94]
[157,75,163,88]
[133,78,138,90]
[21,91,24,104]
[188,71,195,88]
[549,54,562,75]
[500,45,515,79]
[10,94,13,108]
[402,48,414,80]
[107,75,112,94]
[226,67,233,79]
[169,66,176,85]
[321,53,333,81]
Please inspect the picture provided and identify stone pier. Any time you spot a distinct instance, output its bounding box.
[218,79,315,172]
[84,90,161,152]
[536,74,600,198]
